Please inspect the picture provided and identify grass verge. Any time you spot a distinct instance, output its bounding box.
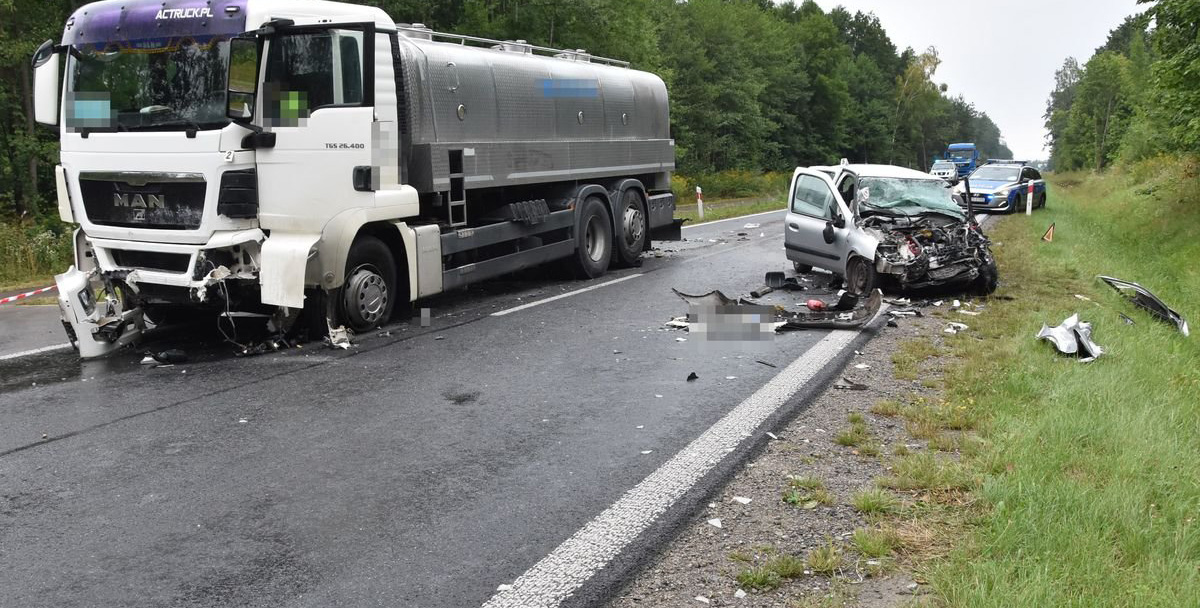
[675,198,784,225]
[915,158,1200,606]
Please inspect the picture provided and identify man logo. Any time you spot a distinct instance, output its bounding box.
[113,193,166,209]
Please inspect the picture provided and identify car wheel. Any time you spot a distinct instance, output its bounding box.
[571,196,613,279]
[613,188,647,267]
[844,255,878,295]
[337,236,397,333]
[1038,193,1047,209]
[973,258,999,295]
[793,261,813,274]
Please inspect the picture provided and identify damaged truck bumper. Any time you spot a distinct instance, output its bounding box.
[56,267,145,359]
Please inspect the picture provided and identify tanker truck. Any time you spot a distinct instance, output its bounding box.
[31,0,679,358]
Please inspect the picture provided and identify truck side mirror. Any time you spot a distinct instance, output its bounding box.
[32,39,60,126]
[226,37,260,122]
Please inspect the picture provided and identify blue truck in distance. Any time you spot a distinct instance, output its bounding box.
[946,143,979,179]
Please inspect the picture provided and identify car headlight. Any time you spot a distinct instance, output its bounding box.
[993,188,1011,200]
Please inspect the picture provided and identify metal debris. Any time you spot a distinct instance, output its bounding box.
[1037,314,1104,361]
[1098,275,1189,336]
[834,377,869,391]
[327,325,354,349]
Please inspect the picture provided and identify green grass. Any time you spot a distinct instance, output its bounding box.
[734,554,808,591]
[852,527,899,558]
[851,488,900,515]
[0,221,72,290]
[805,539,843,575]
[922,159,1200,607]
[675,198,785,225]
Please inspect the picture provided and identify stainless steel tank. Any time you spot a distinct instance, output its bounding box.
[393,27,674,194]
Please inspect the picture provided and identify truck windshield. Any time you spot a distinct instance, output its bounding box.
[858,177,964,219]
[67,37,232,132]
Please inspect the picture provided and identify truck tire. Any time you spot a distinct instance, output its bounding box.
[337,236,397,332]
[844,255,878,295]
[613,188,647,267]
[571,196,613,279]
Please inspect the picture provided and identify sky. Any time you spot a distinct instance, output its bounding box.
[810,0,1145,160]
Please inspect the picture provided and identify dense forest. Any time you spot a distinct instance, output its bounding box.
[0,0,1012,226]
[1045,0,1200,171]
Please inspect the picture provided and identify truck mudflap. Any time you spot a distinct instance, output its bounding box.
[650,218,685,242]
[56,267,145,359]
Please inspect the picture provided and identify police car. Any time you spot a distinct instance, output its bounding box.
[953,161,1047,213]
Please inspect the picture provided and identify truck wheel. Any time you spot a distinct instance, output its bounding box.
[338,236,396,332]
[571,196,613,279]
[844,255,878,295]
[613,189,647,267]
[793,261,813,274]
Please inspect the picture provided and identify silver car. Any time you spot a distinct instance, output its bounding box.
[784,163,997,295]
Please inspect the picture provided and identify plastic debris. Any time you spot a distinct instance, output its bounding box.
[496,584,513,592]
[944,322,969,334]
[756,360,777,368]
[695,596,711,604]
[687,372,699,382]
[1098,275,1189,336]
[766,432,779,440]
[733,496,752,505]
[734,589,747,599]
[707,518,722,529]
[1037,314,1104,361]
[327,326,354,349]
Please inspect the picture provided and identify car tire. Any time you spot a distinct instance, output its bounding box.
[337,236,397,333]
[1038,192,1047,209]
[973,258,999,295]
[613,188,647,268]
[571,196,613,279]
[793,261,813,274]
[844,255,878,295]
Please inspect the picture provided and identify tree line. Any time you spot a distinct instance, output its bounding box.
[0,0,1012,224]
[1045,0,1200,171]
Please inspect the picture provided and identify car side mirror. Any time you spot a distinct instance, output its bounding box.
[823,221,837,244]
[226,37,259,122]
[32,39,60,126]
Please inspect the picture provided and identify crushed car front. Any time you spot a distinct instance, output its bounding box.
[855,175,997,293]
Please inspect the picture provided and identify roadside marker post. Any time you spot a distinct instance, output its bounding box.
[696,186,704,220]
[1026,181,1035,215]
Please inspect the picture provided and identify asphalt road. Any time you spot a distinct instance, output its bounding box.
[0,209,877,607]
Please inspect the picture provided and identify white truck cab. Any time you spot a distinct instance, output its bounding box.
[34,0,678,357]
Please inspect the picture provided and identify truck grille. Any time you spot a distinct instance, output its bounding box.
[79,173,206,230]
[110,250,191,273]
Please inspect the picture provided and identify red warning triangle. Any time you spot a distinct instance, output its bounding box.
[1042,223,1055,242]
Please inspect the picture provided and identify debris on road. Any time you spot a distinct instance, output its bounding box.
[707,518,722,529]
[944,322,970,334]
[1098,275,1189,336]
[687,372,700,382]
[327,326,354,349]
[756,360,777,368]
[732,496,753,505]
[734,589,747,599]
[1037,314,1104,361]
[834,377,869,391]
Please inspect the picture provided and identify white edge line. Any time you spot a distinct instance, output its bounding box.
[680,208,784,230]
[491,274,644,317]
[481,329,861,608]
[0,343,73,362]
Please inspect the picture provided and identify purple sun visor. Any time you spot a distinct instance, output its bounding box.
[65,0,249,48]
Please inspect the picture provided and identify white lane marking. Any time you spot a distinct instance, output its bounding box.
[0,343,72,362]
[491,274,644,317]
[681,208,784,230]
[482,329,861,608]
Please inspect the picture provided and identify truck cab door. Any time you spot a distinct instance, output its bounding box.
[255,27,376,232]
[784,169,851,273]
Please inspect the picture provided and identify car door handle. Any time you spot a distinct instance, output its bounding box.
[787,222,801,231]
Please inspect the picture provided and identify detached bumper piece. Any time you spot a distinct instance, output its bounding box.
[56,267,145,358]
[1037,313,1104,362]
[1098,275,1189,336]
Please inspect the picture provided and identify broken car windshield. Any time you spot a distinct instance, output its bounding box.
[857,177,964,219]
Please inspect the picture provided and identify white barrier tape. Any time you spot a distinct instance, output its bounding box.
[0,285,57,306]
